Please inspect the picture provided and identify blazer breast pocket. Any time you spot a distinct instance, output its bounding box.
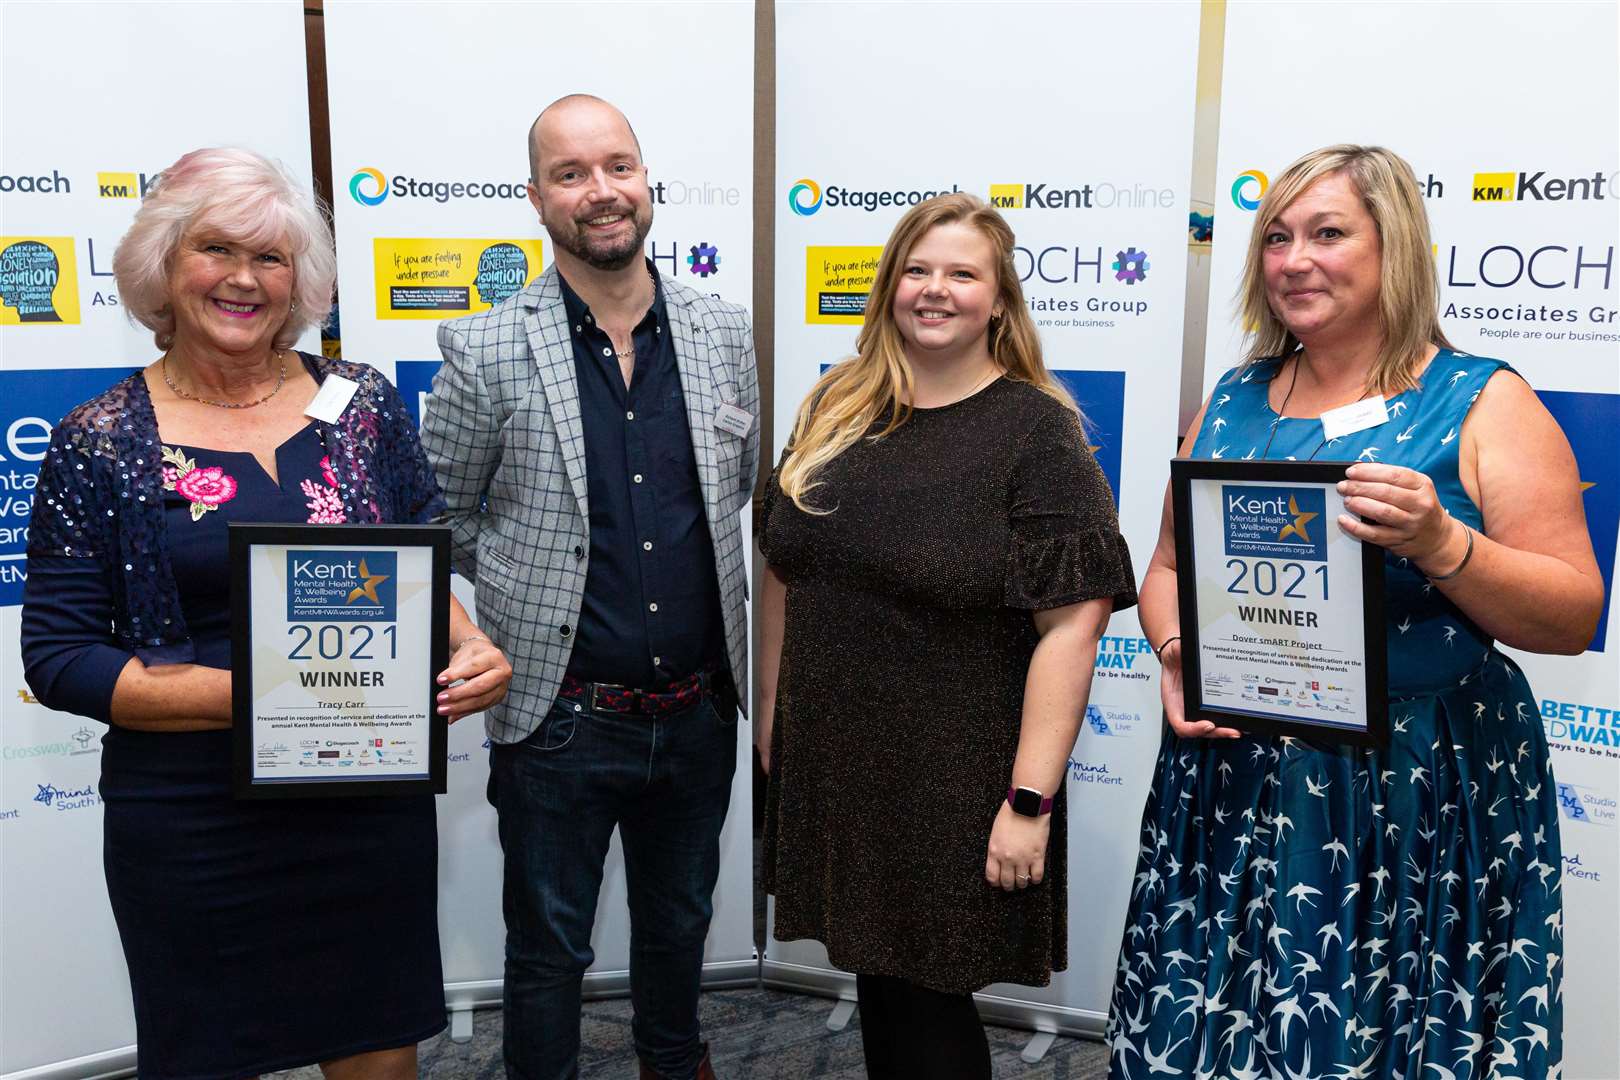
[477,545,518,600]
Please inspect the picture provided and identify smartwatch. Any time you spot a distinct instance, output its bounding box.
[1007,786,1053,817]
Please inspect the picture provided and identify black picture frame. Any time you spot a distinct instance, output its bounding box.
[1171,458,1389,748]
[229,523,451,798]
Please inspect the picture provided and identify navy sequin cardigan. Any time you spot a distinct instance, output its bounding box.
[22,354,445,719]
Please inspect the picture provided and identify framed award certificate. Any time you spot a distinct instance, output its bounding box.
[229,523,451,797]
[1171,459,1388,747]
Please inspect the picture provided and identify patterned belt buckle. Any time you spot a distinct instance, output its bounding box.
[590,682,632,713]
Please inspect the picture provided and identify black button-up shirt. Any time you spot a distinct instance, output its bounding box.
[560,264,725,688]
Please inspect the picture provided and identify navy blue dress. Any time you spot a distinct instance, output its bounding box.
[1106,352,1563,1079]
[27,422,445,1078]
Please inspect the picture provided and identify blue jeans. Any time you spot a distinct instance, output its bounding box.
[487,685,738,1080]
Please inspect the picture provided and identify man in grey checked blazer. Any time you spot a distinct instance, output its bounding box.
[420,95,756,1080]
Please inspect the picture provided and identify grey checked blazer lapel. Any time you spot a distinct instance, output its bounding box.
[521,270,588,516]
[665,294,720,514]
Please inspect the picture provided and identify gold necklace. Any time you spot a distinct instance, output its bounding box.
[163,353,288,409]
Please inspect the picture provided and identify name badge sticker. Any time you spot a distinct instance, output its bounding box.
[1319,395,1389,441]
[714,402,754,438]
[305,375,359,424]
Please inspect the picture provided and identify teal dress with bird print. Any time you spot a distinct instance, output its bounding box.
[1107,350,1562,1080]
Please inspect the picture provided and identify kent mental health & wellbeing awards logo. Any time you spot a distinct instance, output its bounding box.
[287,550,397,621]
[1222,485,1327,561]
[1231,169,1268,211]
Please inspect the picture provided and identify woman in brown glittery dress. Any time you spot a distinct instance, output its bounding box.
[758,193,1138,1078]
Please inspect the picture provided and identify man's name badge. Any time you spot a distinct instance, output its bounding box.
[305,375,360,424]
[714,402,754,438]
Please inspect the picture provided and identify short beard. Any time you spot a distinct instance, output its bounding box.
[556,210,652,271]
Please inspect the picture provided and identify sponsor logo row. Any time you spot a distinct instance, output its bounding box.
[788,177,1177,217]
[1230,167,1617,209]
[5,166,1613,211]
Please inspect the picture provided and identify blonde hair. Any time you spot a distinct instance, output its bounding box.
[113,147,336,351]
[779,193,1075,512]
[1237,144,1452,394]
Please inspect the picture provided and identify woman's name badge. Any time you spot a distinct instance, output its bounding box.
[305,375,359,423]
[714,402,754,438]
[1319,396,1389,441]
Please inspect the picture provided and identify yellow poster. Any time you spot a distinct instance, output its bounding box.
[805,245,883,325]
[0,237,80,326]
[373,238,545,320]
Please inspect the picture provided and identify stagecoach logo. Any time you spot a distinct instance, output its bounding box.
[351,167,389,206]
[1222,485,1327,561]
[788,178,823,216]
[1231,169,1268,211]
[286,550,396,621]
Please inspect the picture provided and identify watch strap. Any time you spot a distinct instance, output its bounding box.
[1007,786,1054,816]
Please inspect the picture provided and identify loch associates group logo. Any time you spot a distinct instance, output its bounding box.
[1112,248,1149,285]
[1231,169,1268,211]
[788,178,823,217]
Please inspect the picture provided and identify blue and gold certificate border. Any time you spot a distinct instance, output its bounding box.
[1171,459,1389,749]
[228,522,451,799]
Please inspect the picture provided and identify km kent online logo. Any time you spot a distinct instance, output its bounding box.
[1472,169,1615,203]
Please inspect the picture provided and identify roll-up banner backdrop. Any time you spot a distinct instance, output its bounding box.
[767,0,1200,1035]
[1208,3,1619,1075]
[322,0,760,1015]
[0,3,316,1076]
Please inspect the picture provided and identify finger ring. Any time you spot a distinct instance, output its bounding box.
[1017,874,1030,882]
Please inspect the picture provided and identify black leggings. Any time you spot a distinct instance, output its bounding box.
[854,972,992,1080]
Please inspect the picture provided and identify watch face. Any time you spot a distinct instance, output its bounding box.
[1011,787,1043,816]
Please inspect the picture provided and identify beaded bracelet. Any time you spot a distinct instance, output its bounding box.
[1426,525,1475,582]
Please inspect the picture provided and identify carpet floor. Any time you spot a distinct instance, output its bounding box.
[271,987,1109,1078]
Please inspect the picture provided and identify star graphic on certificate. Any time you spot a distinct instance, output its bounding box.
[1277,495,1318,543]
[346,558,390,605]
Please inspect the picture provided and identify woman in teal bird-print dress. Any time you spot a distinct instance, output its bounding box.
[1107,146,1603,1080]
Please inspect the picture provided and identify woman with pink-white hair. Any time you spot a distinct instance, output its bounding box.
[21,147,511,1079]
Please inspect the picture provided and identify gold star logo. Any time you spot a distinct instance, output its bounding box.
[346,558,390,605]
[1277,495,1318,543]
[1579,480,1595,493]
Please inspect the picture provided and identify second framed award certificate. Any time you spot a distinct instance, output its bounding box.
[1171,459,1388,747]
[229,523,451,798]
